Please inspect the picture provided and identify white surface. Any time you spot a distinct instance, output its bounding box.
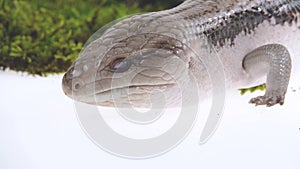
[1,70,300,169]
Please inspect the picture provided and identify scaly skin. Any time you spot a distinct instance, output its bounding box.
[62,0,300,108]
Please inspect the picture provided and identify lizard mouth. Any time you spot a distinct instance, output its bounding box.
[72,83,175,107]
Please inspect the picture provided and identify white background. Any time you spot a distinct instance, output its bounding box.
[1,70,300,169]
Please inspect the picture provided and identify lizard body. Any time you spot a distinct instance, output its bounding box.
[62,0,300,108]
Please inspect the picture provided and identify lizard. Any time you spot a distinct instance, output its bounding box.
[62,0,300,108]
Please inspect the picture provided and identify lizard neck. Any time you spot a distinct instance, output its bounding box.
[155,0,300,47]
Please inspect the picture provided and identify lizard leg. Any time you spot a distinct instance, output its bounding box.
[242,44,292,107]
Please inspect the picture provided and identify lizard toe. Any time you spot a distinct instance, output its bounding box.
[249,95,285,107]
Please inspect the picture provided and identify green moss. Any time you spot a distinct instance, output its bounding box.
[0,0,161,75]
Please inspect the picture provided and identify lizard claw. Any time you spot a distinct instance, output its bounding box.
[249,95,285,107]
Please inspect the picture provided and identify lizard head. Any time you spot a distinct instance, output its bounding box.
[62,14,199,108]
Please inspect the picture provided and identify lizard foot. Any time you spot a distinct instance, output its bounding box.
[249,95,285,107]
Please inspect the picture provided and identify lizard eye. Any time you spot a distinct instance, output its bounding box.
[110,58,132,73]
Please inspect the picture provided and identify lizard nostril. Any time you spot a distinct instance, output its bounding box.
[71,78,85,91]
[74,83,81,90]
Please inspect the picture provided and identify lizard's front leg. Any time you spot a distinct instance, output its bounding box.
[242,44,292,107]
